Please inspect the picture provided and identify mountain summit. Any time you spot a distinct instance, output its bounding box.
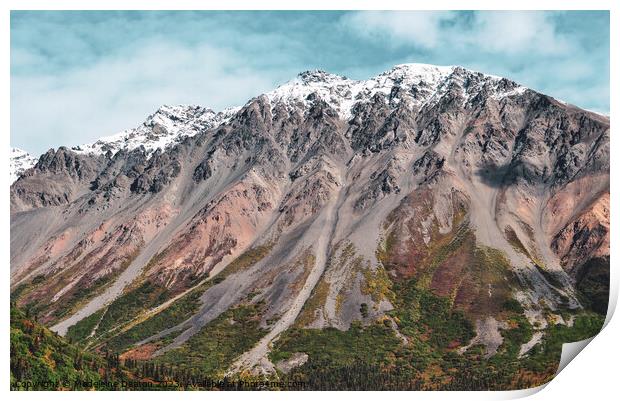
[10,63,609,388]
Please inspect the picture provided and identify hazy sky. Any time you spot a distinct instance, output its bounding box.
[11,11,610,155]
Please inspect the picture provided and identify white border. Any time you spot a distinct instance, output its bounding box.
[2,2,617,400]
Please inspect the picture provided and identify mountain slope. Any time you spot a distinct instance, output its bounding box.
[10,63,609,389]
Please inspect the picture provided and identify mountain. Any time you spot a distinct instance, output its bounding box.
[10,63,609,390]
[10,147,37,184]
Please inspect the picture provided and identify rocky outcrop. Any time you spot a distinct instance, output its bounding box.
[11,147,106,210]
[551,192,610,274]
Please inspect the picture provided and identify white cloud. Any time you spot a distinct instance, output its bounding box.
[469,11,570,55]
[11,41,281,154]
[342,11,452,49]
[343,11,572,56]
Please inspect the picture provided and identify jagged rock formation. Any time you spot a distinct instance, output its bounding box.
[10,64,609,379]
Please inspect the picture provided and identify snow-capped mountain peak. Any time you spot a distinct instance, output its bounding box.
[297,69,348,85]
[266,63,526,119]
[378,63,453,84]
[70,104,239,157]
[10,147,37,184]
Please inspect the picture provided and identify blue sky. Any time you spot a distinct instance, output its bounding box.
[11,11,609,155]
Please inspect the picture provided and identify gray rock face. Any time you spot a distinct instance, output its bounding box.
[275,352,309,374]
[10,63,609,370]
[11,147,106,210]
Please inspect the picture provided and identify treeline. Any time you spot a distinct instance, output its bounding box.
[121,358,243,390]
[8,301,545,392]
[10,305,133,390]
[278,360,547,391]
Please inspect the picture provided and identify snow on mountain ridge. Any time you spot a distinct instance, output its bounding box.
[10,147,37,184]
[266,63,527,119]
[71,104,240,157]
